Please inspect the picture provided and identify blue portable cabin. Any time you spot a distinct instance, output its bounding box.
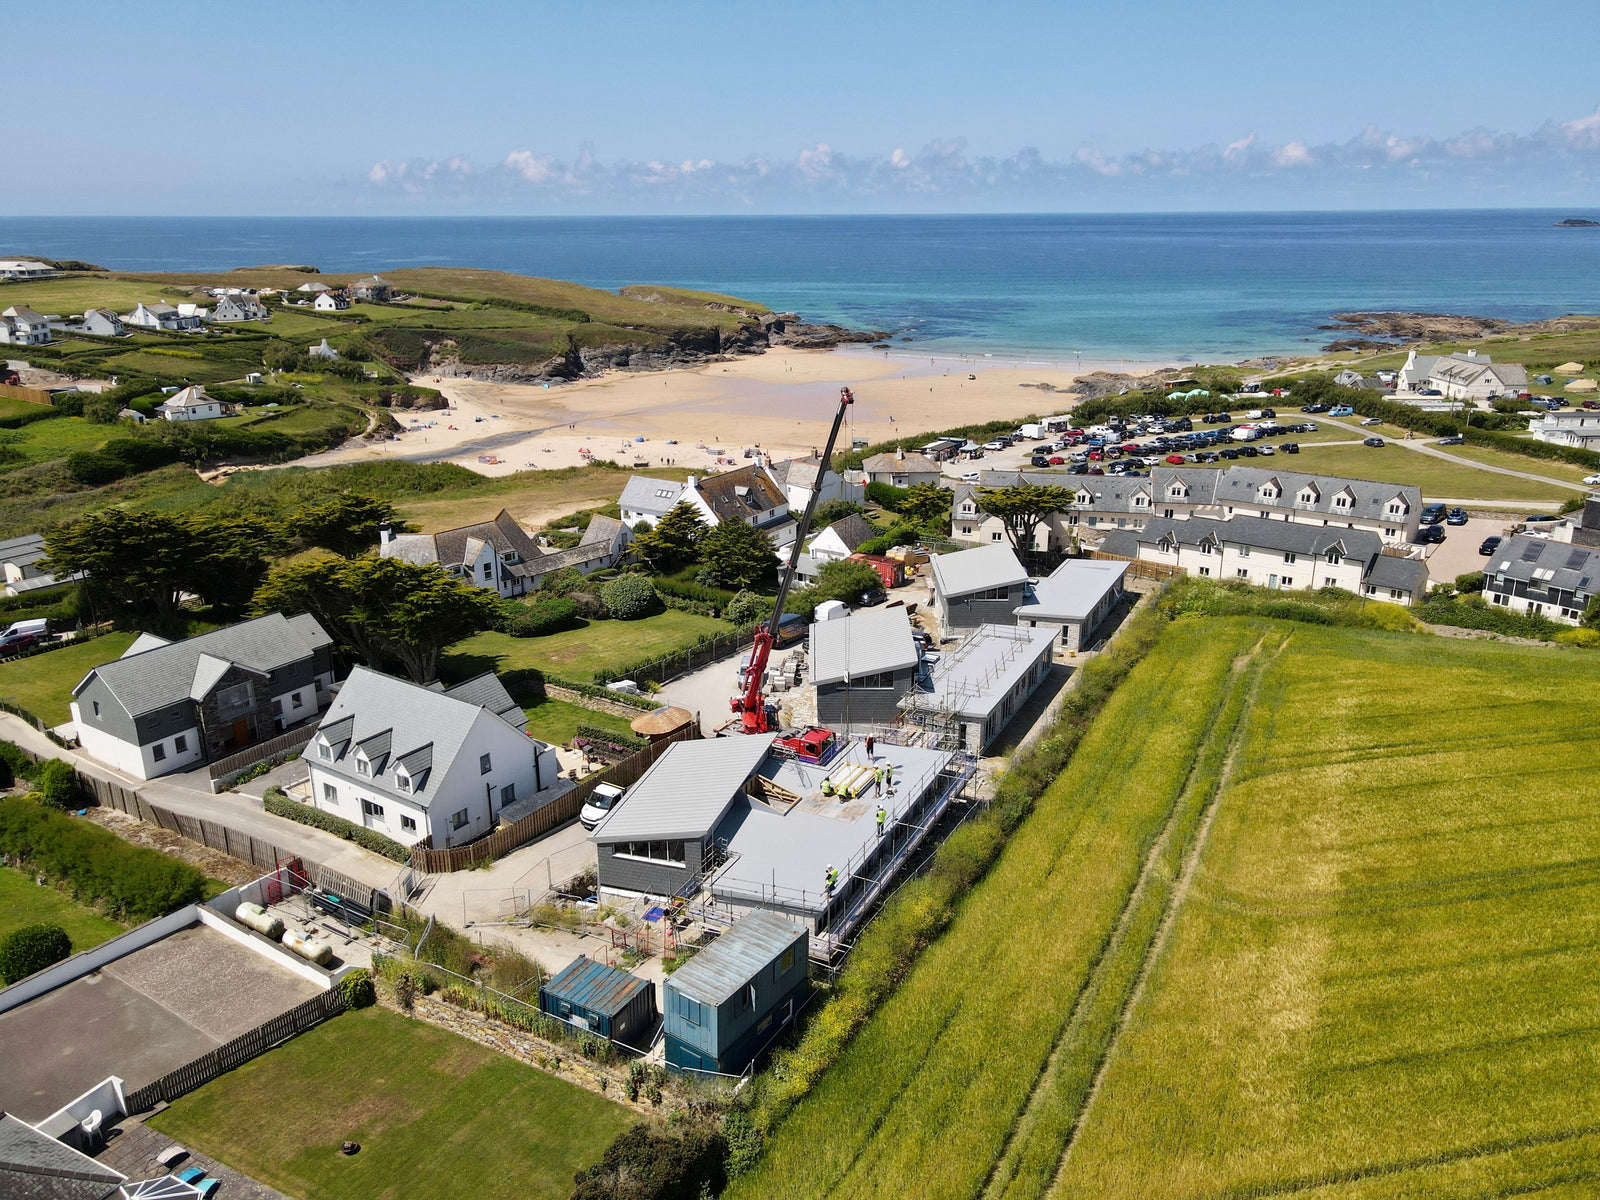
[663,911,809,1075]
[539,955,658,1047]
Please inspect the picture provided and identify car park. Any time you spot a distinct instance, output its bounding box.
[1479,535,1503,556]
[1363,436,1385,447]
[1446,507,1468,526]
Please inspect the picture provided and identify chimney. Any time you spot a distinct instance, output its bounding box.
[379,524,393,546]
[687,475,697,489]
[897,445,905,461]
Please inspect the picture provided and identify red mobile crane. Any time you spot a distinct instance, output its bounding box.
[731,386,856,733]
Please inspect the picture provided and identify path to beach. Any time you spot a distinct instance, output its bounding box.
[294,346,1158,476]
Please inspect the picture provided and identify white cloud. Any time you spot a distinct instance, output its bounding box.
[1561,103,1600,150]
[1272,141,1314,168]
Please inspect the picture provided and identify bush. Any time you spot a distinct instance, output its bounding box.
[36,760,78,810]
[539,567,587,597]
[725,590,772,626]
[813,500,864,525]
[0,797,206,920]
[1553,626,1600,647]
[0,922,73,984]
[262,788,411,862]
[340,968,376,1008]
[865,480,911,511]
[601,575,661,620]
[503,597,581,637]
[1417,593,1560,640]
[570,1120,728,1200]
[0,741,37,784]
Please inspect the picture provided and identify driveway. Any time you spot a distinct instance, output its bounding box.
[654,646,749,734]
[1421,516,1518,585]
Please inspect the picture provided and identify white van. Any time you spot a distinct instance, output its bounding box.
[0,619,48,653]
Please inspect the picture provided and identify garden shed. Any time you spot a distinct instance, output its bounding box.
[664,912,809,1075]
[538,956,658,1047]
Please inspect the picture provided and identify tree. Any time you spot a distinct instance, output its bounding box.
[631,501,706,573]
[698,520,779,592]
[253,556,499,682]
[1,923,72,985]
[44,510,282,631]
[975,483,1076,555]
[36,760,77,810]
[601,575,660,620]
[292,493,403,558]
[789,559,883,617]
[813,499,864,526]
[899,483,952,531]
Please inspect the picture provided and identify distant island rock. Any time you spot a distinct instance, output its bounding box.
[1554,218,1600,227]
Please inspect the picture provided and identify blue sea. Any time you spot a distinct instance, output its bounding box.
[7,211,1600,362]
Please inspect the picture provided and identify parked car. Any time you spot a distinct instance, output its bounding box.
[1330,405,1355,416]
[1446,507,1469,526]
[1479,535,1503,556]
[580,783,626,831]
[1420,503,1447,525]
[1363,436,1385,447]
[775,612,808,646]
[1238,445,1259,457]
[1164,454,1186,465]
[857,588,888,607]
[1583,473,1600,485]
[1437,435,1465,446]
[1418,524,1446,544]
[1279,442,1300,454]
[0,631,40,656]
[960,470,981,482]
[1031,455,1053,467]
[1360,416,1383,427]
[1257,445,1276,456]
[1418,388,1442,397]
[1300,402,1329,413]
[1219,447,1240,460]
[1048,455,1066,465]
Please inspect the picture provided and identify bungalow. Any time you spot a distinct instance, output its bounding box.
[212,293,268,322]
[900,623,1055,753]
[1481,535,1600,625]
[809,605,922,730]
[350,274,391,301]
[70,612,336,779]
[929,543,1030,633]
[1012,558,1128,651]
[295,280,333,293]
[380,509,546,597]
[125,302,202,332]
[308,337,340,360]
[0,259,55,280]
[807,513,878,564]
[862,448,942,488]
[78,308,125,337]
[0,532,83,597]
[0,306,51,346]
[159,385,224,422]
[313,291,350,312]
[303,666,562,848]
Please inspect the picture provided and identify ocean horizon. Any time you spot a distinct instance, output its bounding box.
[6,210,1600,363]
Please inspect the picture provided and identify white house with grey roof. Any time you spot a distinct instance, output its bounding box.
[159,385,225,422]
[304,666,562,848]
[77,308,125,337]
[619,476,688,528]
[0,306,51,346]
[124,302,202,332]
[1482,535,1600,624]
[70,613,336,779]
[765,454,861,512]
[899,623,1055,753]
[1398,349,1528,400]
[1528,408,1600,451]
[1013,558,1128,651]
[381,509,545,597]
[809,605,922,730]
[930,543,1030,632]
[0,532,82,596]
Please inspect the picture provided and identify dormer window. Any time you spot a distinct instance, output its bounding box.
[1333,494,1352,510]
[356,755,369,776]
[1387,502,1402,516]
[396,772,411,793]
[318,741,331,760]
[1297,490,1316,505]
[1325,550,1340,564]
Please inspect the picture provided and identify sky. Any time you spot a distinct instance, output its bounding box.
[11,0,1600,215]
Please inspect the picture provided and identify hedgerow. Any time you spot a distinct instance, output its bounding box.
[262,787,410,862]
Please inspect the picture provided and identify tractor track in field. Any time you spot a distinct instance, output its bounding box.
[976,632,1286,1200]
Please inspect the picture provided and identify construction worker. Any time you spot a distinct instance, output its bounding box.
[885,762,895,788]
[865,734,876,760]
[876,806,887,837]
[873,765,885,788]
[825,865,838,894]
[820,776,835,798]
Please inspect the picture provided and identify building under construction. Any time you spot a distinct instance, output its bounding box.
[898,623,1057,753]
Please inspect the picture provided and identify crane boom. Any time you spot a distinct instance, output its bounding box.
[732,386,855,733]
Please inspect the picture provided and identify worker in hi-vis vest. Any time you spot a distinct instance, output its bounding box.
[876,806,887,836]
[825,865,839,894]
[820,776,835,797]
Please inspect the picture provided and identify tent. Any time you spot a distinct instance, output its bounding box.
[1565,378,1598,392]
[1555,362,1585,374]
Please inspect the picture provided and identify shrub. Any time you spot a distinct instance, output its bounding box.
[601,575,661,620]
[865,480,910,510]
[725,589,772,626]
[0,922,73,984]
[0,797,205,920]
[571,1120,728,1200]
[503,597,581,637]
[36,760,78,810]
[813,500,864,525]
[340,968,376,1008]
[262,787,411,862]
[1554,626,1600,647]
[0,741,37,783]
[539,567,586,597]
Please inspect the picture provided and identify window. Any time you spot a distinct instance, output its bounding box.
[1282,577,1294,588]
[152,742,167,762]
[991,531,1003,541]
[1283,552,1296,564]
[273,699,284,715]
[174,735,187,754]
[401,815,417,833]
[362,798,384,818]
[617,840,687,865]
[1324,577,1337,588]
[1393,589,1407,601]
[395,773,410,793]
[1199,566,1211,577]
[318,742,331,760]
[852,672,896,690]
[215,681,252,714]
[1238,545,1250,557]
[292,692,304,709]
[356,758,369,776]
[961,525,973,535]
[500,783,516,805]
[479,753,492,775]
[1236,569,1249,579]
[780,946,796,973]
[1493,592,1508,606]
[451,808,470,830]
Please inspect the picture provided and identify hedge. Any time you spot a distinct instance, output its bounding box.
[0,796,207,921]
[0,923,73,984]
[601,575,661,620]
[1417,594,1564,640]
[502,597,582,638]
[262,788,410,862]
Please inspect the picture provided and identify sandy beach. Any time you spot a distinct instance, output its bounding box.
[297,347,1162,478]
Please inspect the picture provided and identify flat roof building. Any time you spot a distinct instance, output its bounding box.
[1013,558,1128,651]
[900,623,1056,753]
[539,955,658,1047]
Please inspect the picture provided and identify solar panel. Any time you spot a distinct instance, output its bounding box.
[1566,550,1590,570]
[1521,543,1544,562]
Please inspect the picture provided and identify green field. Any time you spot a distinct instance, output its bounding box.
[734,617,1600,1200]
[0,632,137,725]
[0,864,125,950]
[148,1006,632,1200]
[443,610,730,683]
[1287,439,1582,501]
[521,695,637,745]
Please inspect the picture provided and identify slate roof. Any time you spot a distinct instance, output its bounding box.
[1096,531,1142,559]
[1487,535,1600,596]
[73,612,332,717]
[162,385,215,410]
[1210,466,1418,520]
[581,513,627,547]
[930,543,1028,599]
[437,671,528,731]
[306,666,543,807]
[0,532,46,568]
[1138,515,1384,559]
[1014,558,1129,622]
[589,733,777,843]
[765,455,827,491]
[667,911,806,1005]
[0,1113,126,1200]
[695,464,787,524]
[809,605,919,685]
[618,476,687,517]
[1366,554,1431,596]
[816,513,877,553]
[382,510,543,576]
[862,451,941,475]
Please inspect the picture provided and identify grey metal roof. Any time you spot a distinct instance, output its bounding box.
[901,624,1055,720]
[542,954,652,1015]
[930,543,1028,600]
[1014,559,1129,622]
[666,911,805,1005]
[74,611,332,716]
[0,1114,125,1200]
[1366,553,1430,595]
[619,475,687,516]
[0,532,45,567]
[1489,535,1600,595]
[590,733,777,843]
[809,606,919,685]
[1096,531,1142,559]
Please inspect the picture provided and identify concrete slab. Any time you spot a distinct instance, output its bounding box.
[0,924,321,1123]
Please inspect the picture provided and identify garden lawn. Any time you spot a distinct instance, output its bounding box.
[1288,439,1582,501]
[522,696,637,746]
[443,611,730,683]
[148,1006,632,1200]
[0,632,137,726]
[0,864,125,950]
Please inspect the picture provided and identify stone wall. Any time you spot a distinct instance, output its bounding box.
[545,683,650,721]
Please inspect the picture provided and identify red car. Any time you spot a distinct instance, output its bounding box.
[1087,449,1103,461]
[1048,455,1066,465]
[1164,454,1186,465]
[1120,443,1139,454]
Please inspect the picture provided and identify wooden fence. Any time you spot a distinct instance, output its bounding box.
[207,722,318,788]
[123,988,347,1113]
[81,771,388,913]
[1090,550,1185,582]
[0,382,55,405]
[406,724,699,874]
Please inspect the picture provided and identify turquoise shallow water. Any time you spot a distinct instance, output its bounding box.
[7,210,1600,360]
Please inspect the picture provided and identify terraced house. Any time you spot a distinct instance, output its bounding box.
[70,613,336,779]
[1482,535,1600,624]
